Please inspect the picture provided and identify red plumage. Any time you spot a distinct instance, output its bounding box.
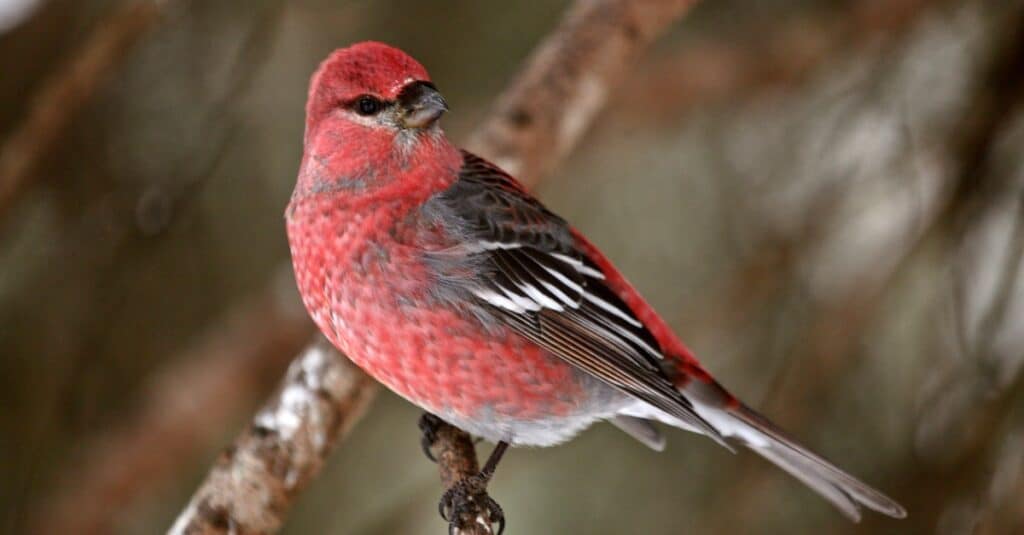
[286,41,905,523]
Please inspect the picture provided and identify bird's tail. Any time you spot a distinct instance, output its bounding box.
[714,401,905,521]
[672,379,906,521]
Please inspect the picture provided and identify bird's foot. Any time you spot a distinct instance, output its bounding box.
[438,473,505,535]
[419,412,444,462]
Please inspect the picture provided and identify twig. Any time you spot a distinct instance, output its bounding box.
[432,424,495,535]
[169,338,378,535]
[0,0,166,220]
[467,0,700,188]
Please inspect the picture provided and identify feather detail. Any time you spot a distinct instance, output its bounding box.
[425,150,726,446]
[721,404,907,521]
[611,415,665,451]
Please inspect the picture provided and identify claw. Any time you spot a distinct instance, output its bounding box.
[437,474,505,534]
[484,495,505,535]
[419,413,443,462]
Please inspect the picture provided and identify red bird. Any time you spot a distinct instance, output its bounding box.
[286,41,905,531]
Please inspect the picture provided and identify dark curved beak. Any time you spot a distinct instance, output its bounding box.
[398,81,448,129]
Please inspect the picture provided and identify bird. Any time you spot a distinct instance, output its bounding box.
[285,41,906,533]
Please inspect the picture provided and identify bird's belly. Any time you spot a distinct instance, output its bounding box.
[326,272,628,446]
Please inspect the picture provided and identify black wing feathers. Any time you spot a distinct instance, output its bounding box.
[429,151,725,442]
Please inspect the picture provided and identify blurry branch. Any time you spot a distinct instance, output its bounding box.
[620,0,939,122]
[170,338,378,535]
[703,3,1024,530]
[856,370,1024,533]
[872,200,1024,534]
[972,197,1024,384]
[152,0,285,231]
[467,0,700,188]
[171,0,704,533]
[0,0,166,221]
[855,8,1024,532]
[935,8,1024,241]
[24,3,286,531]
[28,273,314,535]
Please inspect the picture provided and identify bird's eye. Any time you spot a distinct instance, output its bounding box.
[354,96,382,116]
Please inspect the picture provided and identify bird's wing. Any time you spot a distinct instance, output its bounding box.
[424,151,726,445]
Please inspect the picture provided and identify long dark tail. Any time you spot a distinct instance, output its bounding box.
[710,401,905,521]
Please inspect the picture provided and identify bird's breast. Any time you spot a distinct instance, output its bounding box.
[285,194,628,445]
[287,197,425,340]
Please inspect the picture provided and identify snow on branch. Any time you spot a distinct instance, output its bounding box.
[170,339,377,534]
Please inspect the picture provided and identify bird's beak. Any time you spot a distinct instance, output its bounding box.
[398,81,448,129]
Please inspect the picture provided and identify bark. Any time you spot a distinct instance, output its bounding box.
[169,339,378,535]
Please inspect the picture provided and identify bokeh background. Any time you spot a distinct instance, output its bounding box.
[3,0,1024,533]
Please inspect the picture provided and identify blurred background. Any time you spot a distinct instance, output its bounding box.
[2,0,1023,533]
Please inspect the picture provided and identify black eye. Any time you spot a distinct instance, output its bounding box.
[355,96,382,116]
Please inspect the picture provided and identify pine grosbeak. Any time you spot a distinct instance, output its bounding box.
[286,41,906,532]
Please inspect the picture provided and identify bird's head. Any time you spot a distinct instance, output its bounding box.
[293,42,459,201]
[304,41,448,148]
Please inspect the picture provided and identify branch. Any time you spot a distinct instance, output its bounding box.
[0,0,166,220]
[431,425,495,535]
[467,0,700,188]
[169,338,378,534]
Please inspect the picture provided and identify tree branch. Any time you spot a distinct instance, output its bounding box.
[467,0,700,188]
[169,338,378,535]
[618,0,938,122]
[431,425,495,535]
[0,0,167,221]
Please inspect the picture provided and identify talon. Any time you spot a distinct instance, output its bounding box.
[485,495,505,535]
[419,413,443,462]
[437,474,505,534]
[421,436,437,463]
[439,486,453,520]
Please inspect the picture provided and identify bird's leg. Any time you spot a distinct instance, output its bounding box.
[439,441,509,535]
[479,441,509,481]
[418,412,444,462]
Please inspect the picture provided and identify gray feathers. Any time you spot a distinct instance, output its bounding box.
[611,415,666,451]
